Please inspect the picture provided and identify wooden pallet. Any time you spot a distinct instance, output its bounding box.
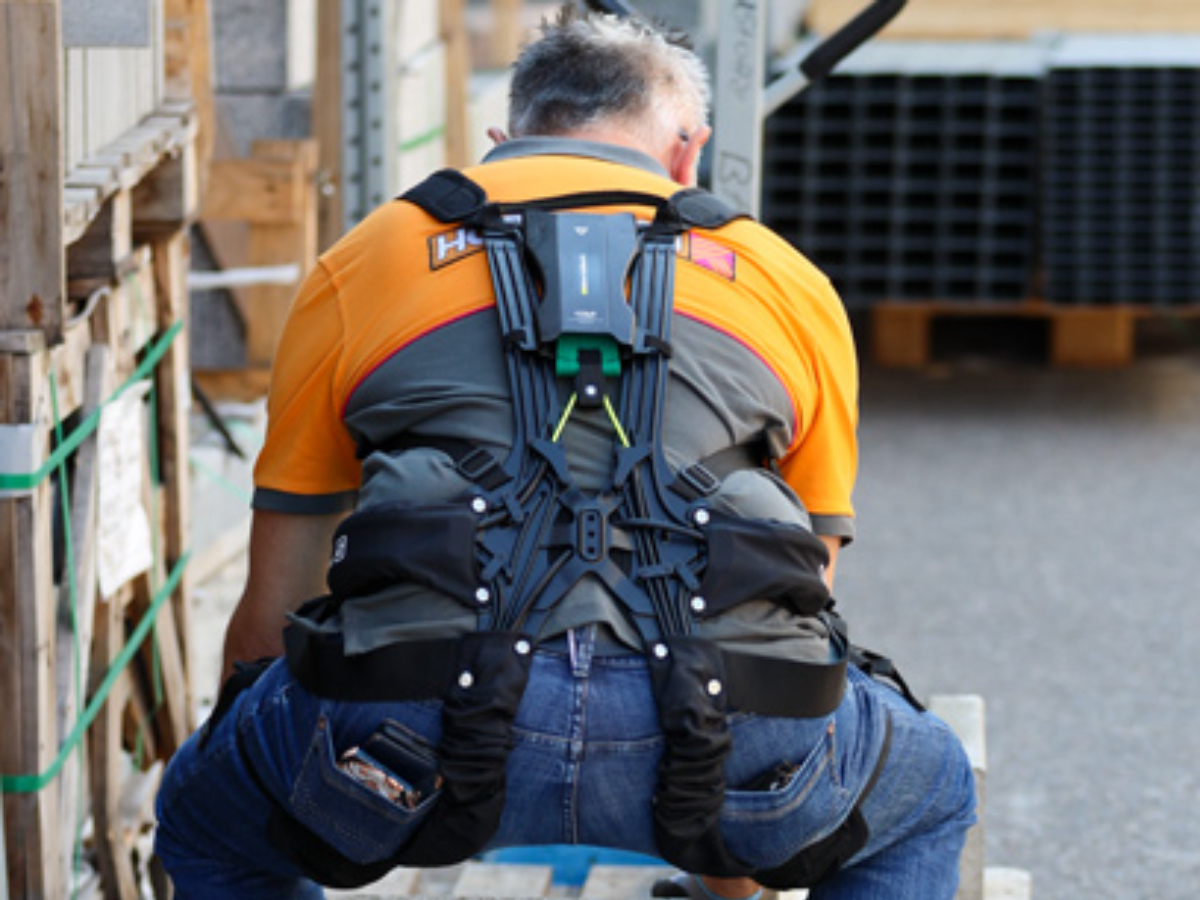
[868,300,1165,369]
[2,97,198,898]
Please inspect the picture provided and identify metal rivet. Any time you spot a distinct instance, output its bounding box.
[692,508,711,526]
[475,587,491,604]
[471,497,488,514]
[653,643,669,659]
[707,679,723,696]
[458,671,474,689]
[690,596,707,613]
[515,639,532,656]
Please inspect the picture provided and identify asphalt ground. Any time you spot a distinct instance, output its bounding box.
[836,323,1200,900]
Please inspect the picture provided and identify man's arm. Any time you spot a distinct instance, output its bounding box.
[819,534,841,589]
[220,509,345,683]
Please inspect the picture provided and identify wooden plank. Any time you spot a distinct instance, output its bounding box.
[87,588,141,900]
[195,110,254,322]
[236,140,319,366]
[58,344,112,714]
[151,231,195,733]
[1050,307,1135,368]
[0,347,65,900]
[89,246,157,380]
[204,157,309,224]
[129,571,190,758]
[491,0,523,66]
[65,162,122,205]
[451,862,554,898]
[870,304,933,369]
[45,315,90,422]
[66,188,133,284]
[163,0,215,199]
[132,121,200,232]
[1,0,67,339]
[0,332,44,355]
[313,0,343,250]
[807,0,1200,38]
[870,301,1145,369]
[580,866,680,900]
[63,186,104,248]
[441,0,470,169]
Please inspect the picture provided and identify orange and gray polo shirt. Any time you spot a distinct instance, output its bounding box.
[252,138,859,544]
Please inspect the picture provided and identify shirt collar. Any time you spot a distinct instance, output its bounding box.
[481,136,669,178]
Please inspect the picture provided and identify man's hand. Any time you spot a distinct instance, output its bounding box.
[220,509,346,684]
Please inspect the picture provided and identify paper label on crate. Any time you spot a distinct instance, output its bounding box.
[97,383,154,598]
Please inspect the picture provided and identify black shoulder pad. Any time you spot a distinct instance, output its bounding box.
[668,189,748,230]
[398,169,489,224]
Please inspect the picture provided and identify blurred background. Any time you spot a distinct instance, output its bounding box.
[3,1,1198,898]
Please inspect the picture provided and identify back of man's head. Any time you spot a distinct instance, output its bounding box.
[508,6,710,152]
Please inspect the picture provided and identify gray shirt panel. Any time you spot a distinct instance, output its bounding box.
[341,310,833,661]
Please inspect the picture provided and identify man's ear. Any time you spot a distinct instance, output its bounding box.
[669,125,711,187]
[488,127,510,146]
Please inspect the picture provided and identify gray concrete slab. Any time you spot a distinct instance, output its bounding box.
[211,0,291,92]
[839,348,1200,900]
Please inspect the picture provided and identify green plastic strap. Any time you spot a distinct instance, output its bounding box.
[0,550,190,794]
[398,124,446,154]
[189,451,254,505]
[0,320,184,492]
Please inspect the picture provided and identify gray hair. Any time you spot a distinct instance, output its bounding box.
[508,7,710,148]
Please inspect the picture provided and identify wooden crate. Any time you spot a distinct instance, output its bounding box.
[807,0,1200,39]
[2,7,199,887]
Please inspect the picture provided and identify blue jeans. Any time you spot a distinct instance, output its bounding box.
[155,629,975,899]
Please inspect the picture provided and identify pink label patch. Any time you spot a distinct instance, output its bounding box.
[679,233,736,281]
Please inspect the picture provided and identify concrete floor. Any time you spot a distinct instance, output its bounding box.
[839,336,1200,900]
[188,326,1200,900]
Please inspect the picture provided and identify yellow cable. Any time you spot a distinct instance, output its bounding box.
[552,393,578,442]
[603,396,631,448]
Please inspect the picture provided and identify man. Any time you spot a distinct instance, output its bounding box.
[156,8,975,899]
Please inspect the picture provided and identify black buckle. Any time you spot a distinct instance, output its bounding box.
[677,463,720,498]
[456,447,505,488]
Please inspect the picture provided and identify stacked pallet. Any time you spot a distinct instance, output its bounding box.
[764,41,1044,308]
[764,31,1200,367]
[1041,36,1200,306]
[1,1,202,897]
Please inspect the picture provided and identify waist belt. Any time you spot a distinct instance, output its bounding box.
[285,595,847,719]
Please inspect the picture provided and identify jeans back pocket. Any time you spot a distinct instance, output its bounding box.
[290,716,441,865]
[719,720,852,869]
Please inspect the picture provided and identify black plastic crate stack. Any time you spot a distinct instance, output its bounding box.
[1042,37,1200,306]
[763,43,1045,307]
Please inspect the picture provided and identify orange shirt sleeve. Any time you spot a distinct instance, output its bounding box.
[251,261,361,512]
[776,272,859,523]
